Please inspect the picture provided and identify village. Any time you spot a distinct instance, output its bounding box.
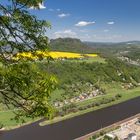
[54,89,104,107]
[118,56,140,66]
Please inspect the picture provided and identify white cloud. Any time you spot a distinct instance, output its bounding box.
[54,30,77,38]
[75,21,95,27]
[30,2,46,9]
[58,13,70,18]
[107,21,115,25]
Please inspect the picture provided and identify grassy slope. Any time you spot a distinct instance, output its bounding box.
[40,83,140,126]
[0,110,38,130]
[65,57,106,63]
[50,56,106,102]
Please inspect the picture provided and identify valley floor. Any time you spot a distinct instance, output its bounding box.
[1,96,140,140]
[1,83,140,130]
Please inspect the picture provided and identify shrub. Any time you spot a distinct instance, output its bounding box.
[0,123,3,129]
[115,94,122,99]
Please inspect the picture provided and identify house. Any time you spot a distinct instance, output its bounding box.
[89,94,93,97]
[70,99,75,103]
[128,133,137,140]
[54,102,59,107]
[105,133,116,139]
[64,100,69,104]
[79,95,85,100]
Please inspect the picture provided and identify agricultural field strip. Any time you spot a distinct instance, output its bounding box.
[14,51,98,60]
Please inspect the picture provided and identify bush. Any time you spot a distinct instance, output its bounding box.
[78,107,84,111]
[115,94,122,99]
[0,122,3,129]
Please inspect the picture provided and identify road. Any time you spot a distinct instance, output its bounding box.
[0,97,140,140]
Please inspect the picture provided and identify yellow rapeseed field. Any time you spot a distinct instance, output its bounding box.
[14,51,98,60]
[85,54,98,57]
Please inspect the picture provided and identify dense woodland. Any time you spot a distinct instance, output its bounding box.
[42,58,140,86]
[35,57,140,105]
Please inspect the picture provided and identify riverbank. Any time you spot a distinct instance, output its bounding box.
[1,96,140,140]
[77,113,140,140]
[41,86,140,126]
[0,86,140,130]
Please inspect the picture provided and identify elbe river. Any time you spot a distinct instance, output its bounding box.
[0,96,140,140]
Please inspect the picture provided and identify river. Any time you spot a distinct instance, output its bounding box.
[0,96,140,140]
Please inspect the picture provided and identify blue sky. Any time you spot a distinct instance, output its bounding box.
[2,0,140,42]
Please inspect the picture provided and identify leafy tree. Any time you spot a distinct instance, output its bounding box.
[0,0,50,62]
[0,0,56,119]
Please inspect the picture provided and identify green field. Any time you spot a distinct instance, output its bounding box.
[65,57,106,63]
[0,110,38,130]
[50,89,65,103]
[0,111,18,128]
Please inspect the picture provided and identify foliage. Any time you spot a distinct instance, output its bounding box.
[0,122,4,129]
[89,126,120,140]
[75,95,122,113]
[0,0,57,119]
[0,0,50,63]
[0,62,57,119]
[46,58,140,88]
[36,57,140,104]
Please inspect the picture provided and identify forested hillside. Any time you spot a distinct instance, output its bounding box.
[49,38,95,53]
[37,58,140,103]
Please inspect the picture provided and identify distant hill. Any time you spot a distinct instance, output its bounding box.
[49,38,95,54]
[85,42,115,48]
[84,41,140,57]
[85,41,140,48]
[49,38,140,57]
